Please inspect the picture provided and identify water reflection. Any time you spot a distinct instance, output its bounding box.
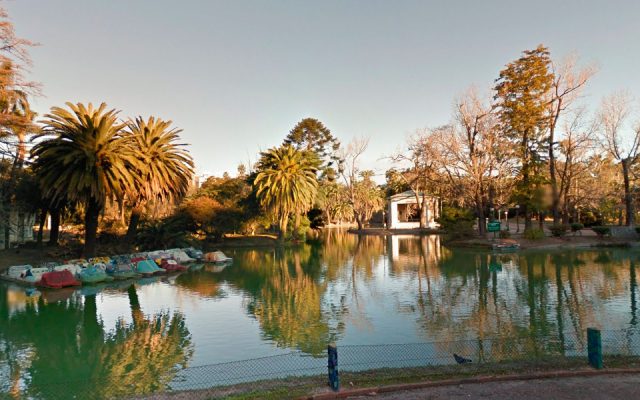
[0,284,192,399]
[1,231,640,398]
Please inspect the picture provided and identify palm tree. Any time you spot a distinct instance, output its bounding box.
[254,145,319,240]
[123,116,194,243]
[31,102,138,256]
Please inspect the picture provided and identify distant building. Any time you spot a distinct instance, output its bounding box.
[0,210,36,248]
[387,190,440,229]
[188,173,212,194]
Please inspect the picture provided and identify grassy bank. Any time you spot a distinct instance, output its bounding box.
[0,247,60,273]
[137,356,640,400]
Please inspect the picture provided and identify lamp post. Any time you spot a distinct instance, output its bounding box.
[515,205,520,233]
[489,207,494,221]
[505,210,509,231]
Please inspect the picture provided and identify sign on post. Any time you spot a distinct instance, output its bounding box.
[487,221,501,232]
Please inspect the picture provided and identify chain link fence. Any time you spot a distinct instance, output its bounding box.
[6,329,640,400]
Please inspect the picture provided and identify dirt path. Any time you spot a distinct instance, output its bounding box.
[345,373,640,399]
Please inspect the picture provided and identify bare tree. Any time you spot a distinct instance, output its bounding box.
[434,88,514,235]
[339,137,383,230]
[389,129,441,228]
[0,7,39,249]
[547,56,596,223]
[598,92,640,226]
[555,108,596,223]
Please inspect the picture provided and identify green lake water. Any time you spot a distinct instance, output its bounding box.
[1,230,639,398]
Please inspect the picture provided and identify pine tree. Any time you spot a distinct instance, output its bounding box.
[494,45,554,230]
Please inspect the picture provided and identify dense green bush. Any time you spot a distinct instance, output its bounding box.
[436,207,476,240]
[437,206,474,225]
[523,227,545,240]
[307,208,327,230]
[136,214,194,250]
[592,226,611,238]
[571,223,584,234]
[290,215,311,241]
[549,224,569,237]
[499,230,511,239]
[445,220,476,240]
[580,210,603,227]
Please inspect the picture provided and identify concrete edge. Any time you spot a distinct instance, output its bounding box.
[299,368,640,399]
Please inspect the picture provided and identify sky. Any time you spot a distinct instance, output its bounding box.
[5,0,640,181]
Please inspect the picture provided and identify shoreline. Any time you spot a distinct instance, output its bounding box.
[1,234,637,274]
[346,228,443,236]
[446,235,638,251]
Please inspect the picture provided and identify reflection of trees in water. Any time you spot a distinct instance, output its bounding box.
[0,285,192,399]
[3,237,638,394]
[227,246,343,355]
[408,248,638,360]
[174,270,225,298]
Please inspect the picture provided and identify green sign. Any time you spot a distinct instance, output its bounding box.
[487,221,501,232]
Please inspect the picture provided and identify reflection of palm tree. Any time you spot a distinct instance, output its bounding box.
[253,249,334,354]
[0,286,192,399]
[95,284,193,397]
[225,245,342,355]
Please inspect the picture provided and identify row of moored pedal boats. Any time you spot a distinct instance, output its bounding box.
[1,248,233,289]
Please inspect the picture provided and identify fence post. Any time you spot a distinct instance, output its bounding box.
[587,328,603,369]
[328,343,339,392]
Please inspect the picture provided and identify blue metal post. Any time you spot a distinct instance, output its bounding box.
[587,328,603,369]
[328,343,339,391]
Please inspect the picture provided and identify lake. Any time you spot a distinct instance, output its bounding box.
[1,230,639,398]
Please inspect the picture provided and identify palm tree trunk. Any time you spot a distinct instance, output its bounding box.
[36,209,47,247]
[278,213,289,241]
[84,199,100,257]
[125,206,143,244]
[294,212,300,239]
[48,207,61,246]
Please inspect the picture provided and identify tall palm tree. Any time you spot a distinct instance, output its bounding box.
[31,102,138,256]
[123,116,194,243]
[254,145,319,240]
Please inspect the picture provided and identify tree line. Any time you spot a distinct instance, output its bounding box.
[389,45,637,236]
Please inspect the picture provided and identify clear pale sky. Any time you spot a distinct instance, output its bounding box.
[6,0,640,180]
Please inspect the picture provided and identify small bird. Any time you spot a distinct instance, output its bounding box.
[453,353,472,364]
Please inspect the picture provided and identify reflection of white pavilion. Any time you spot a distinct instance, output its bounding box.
[388,234,442,265]
[387,191,440,229]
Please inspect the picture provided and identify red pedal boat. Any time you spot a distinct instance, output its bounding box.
[160,259,188,272]
[37,270,81,289]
